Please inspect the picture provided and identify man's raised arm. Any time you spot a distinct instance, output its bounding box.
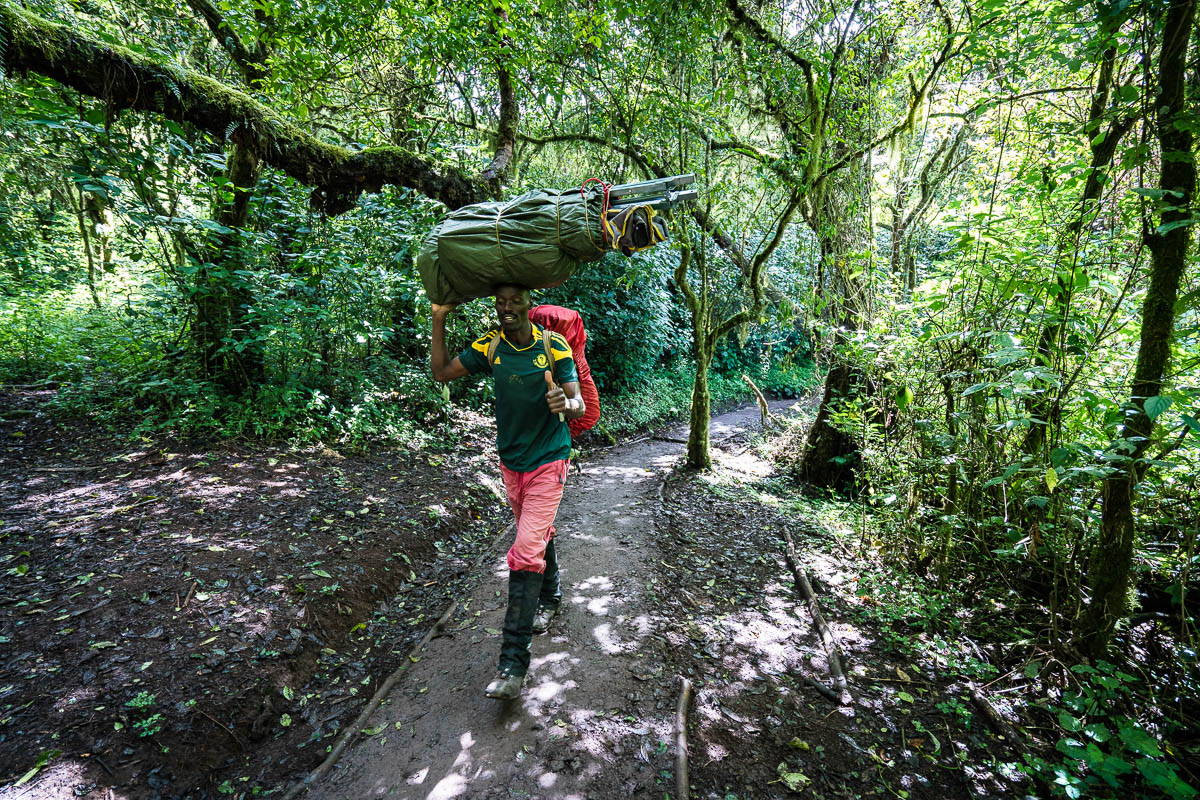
[431,303,469,382]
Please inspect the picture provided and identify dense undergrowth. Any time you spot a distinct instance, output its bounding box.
[763,424,1200,800]
[0,167,817,446]
[0,256,815,449]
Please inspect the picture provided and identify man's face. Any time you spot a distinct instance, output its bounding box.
[494,286,531,333]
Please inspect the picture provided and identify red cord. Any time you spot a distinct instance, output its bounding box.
[580,178,612,245]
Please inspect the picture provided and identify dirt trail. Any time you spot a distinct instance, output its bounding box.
[310,403,788,800]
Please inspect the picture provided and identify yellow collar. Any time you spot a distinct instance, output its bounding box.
[500,323,542,351]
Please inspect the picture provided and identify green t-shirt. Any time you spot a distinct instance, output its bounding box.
[459,324,579,472]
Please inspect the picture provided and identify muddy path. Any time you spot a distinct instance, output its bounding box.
[308,403,795,799]
[0,394,1027,799]
[303,396,1029,800]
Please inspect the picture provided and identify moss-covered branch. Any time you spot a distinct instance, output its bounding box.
[0,1,485,214]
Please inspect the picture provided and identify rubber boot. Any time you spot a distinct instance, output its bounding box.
[532,538,561,634]
[487,569,543,699]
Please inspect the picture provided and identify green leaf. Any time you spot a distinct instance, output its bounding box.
[13,749,60,787]
[776,762,811,791]
[1058,737,1088,761]
[1132,187,1183,199]
[1045,467,1059,492]
[1137,758,1198,799]
[1058,711,1081,732]
[896,385,914,411]
[1144,395,1172,421]
[897,691,915,703]
[1176,289,1200,314]
[311,569,332,579]
[1117,724,1163,757]
[280,713,292,727]
[1154,219,1198,235]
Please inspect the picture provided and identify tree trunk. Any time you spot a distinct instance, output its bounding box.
[798,207,868,492]
[193,138,264,394]
[1,1,486,215]
[83,190,113,274]
[798,362,860,491]
[687,340,713,470]
[66,183,102,308]
[1081,0,1197,657]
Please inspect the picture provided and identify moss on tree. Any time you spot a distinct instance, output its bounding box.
[0,1,485,214]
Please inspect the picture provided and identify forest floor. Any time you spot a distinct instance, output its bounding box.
[0,390,1031,799]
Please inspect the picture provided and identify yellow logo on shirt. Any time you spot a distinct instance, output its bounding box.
[534,354,549,368]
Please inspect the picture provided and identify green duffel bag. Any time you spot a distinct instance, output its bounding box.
[417,186,610,304]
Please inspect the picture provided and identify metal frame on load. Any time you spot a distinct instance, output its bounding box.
[607,174,697,210]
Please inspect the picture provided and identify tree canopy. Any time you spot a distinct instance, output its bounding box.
[1,0,1198,795]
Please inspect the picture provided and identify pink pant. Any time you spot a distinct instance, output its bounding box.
[501,458,568,573]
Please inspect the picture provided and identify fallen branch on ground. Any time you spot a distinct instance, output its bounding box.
[969,685,1027,754]
[280,599,460,800]
[675,676,693,800]
[782,527,852,705]
[803,676,841,703]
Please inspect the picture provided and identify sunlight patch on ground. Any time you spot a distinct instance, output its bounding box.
[51,687,99,713]
[525,677,577,704]
[593,464,660,483]
[565,531,621,545]
[425,773,468,800]
[712,448,774,477]
[424,731,486,800]
[0,758,106,800]
[590,622,627,654]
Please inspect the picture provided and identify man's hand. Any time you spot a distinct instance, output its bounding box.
[545,370,568,415]
[430,302,467,382]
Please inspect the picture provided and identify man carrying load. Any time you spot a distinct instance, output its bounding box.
[430,285,586,700]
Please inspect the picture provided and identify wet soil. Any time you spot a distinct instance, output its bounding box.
[1,392,1031,799]
[307,401,1029,799]
[0,390,507,798]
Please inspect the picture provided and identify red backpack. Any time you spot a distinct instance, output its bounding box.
[529,305,601,438]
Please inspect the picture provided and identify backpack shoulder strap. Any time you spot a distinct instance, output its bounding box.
[485,329,501,370]
[543,329,556,384]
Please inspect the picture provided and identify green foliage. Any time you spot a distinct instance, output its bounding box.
[1021,662,1196,800]
[601,363,740,436]
[539,250,682,393]
[125,691,163,738]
